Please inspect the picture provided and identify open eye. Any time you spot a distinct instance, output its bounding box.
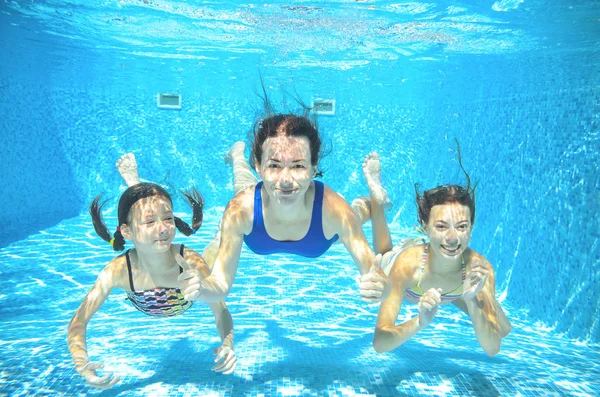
[293,164,306,169]
[268,163,281,169]
[435,225,447,231]
[458,224,469,231]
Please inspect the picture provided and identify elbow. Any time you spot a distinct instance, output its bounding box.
[482,340,501,357]
[372,329,391,354]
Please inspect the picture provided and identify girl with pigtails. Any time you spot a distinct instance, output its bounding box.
[67,182,236,390]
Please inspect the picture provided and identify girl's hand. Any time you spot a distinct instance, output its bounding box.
[212,342,236,374]
[78,361,120,389]
[418,288,442,328]
[463,258,490,301]
[176,254,203,301]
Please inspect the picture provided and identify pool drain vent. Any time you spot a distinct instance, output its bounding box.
[312,99,336,116]
[156,93,182,109]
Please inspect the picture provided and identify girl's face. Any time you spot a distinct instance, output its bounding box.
[122,196,175,252]
[257,135,316,207]
[425,202,472,259]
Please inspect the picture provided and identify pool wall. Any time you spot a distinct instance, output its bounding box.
[1,19,598,343]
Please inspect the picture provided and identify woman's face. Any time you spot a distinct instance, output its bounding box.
[123,196,176,252]
[425,202,472,259]
[257,135,315,207]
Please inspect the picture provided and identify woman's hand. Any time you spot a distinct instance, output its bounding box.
[462,258,490,301]
[418,288,442,328]
[78,361,120,389]
[359,254,391,302]
[176,254,204,301]
[212,338,236,374]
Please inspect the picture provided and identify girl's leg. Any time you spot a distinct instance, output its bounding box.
[225,142,258,195]
[362,152,394,255]
[116,153,141,187]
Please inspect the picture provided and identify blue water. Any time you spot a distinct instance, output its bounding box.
[1,0,599,396]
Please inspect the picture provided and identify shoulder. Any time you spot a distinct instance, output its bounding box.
[99,253,129,290]
[179,245,210,276]
[320,183,359,238]
[222,187,254,234]
[321,183,354,219]
[389,245,423,286]
[464,248,493,271]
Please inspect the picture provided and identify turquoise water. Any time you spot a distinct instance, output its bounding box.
[2,215,599,396]
[1,0,599,396]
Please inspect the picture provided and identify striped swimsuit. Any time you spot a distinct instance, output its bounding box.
[125,244,193,317]
[404,244,466,302]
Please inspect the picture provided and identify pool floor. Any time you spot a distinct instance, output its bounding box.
[0,215,598,396]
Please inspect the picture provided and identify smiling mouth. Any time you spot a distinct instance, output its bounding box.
[277,188,297,195]
[441,244,461,254]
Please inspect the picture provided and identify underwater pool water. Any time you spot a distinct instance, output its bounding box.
[1,0,599,396]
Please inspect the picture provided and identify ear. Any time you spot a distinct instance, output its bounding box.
[120,224,132,240]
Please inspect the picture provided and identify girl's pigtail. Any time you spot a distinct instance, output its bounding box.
[112,228,126,251]
[183,188,204,233]
[90,195,113,244]
[175,187,204,237]
[89,195,126,251]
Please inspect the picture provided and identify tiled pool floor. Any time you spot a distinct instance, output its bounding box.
[0,215,598,396]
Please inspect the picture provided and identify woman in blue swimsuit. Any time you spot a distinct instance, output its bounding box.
[118,113,390,304]
[179,112,391,304]
[67,183,236,389]
[358,148,512,355]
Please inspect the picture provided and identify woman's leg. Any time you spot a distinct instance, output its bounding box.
[362,152,394,255]
[225,142,258,195]
[116,153,141,187]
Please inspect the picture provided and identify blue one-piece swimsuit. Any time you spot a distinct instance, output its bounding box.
[243,181,339,258]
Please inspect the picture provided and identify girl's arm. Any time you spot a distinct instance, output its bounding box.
[461,254,504,356]
[66,258,124,389]
[373,250,439,353]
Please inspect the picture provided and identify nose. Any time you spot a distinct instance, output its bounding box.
[158,221,169,235]
[446,228,458,245]
[278,167,293,184]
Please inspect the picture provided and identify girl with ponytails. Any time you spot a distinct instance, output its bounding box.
[67,182,236,390]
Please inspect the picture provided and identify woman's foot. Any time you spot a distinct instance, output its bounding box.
[362,152,392,210]
[116,153,141,187]
[224,141,246,166]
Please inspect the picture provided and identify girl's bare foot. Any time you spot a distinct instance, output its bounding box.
[224,141,246,166]
[362,152,392,210]
[351,197,371,225]
[116,153,141,187]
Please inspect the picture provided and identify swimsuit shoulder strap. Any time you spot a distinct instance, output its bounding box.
[125,249,135,291]
[253,181,265,230]
[306,181,325,234]
[179,244,185,274]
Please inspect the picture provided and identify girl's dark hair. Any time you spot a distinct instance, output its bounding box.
[249,79,329,177]
[89,183,204,251]
[415,140,477,226]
